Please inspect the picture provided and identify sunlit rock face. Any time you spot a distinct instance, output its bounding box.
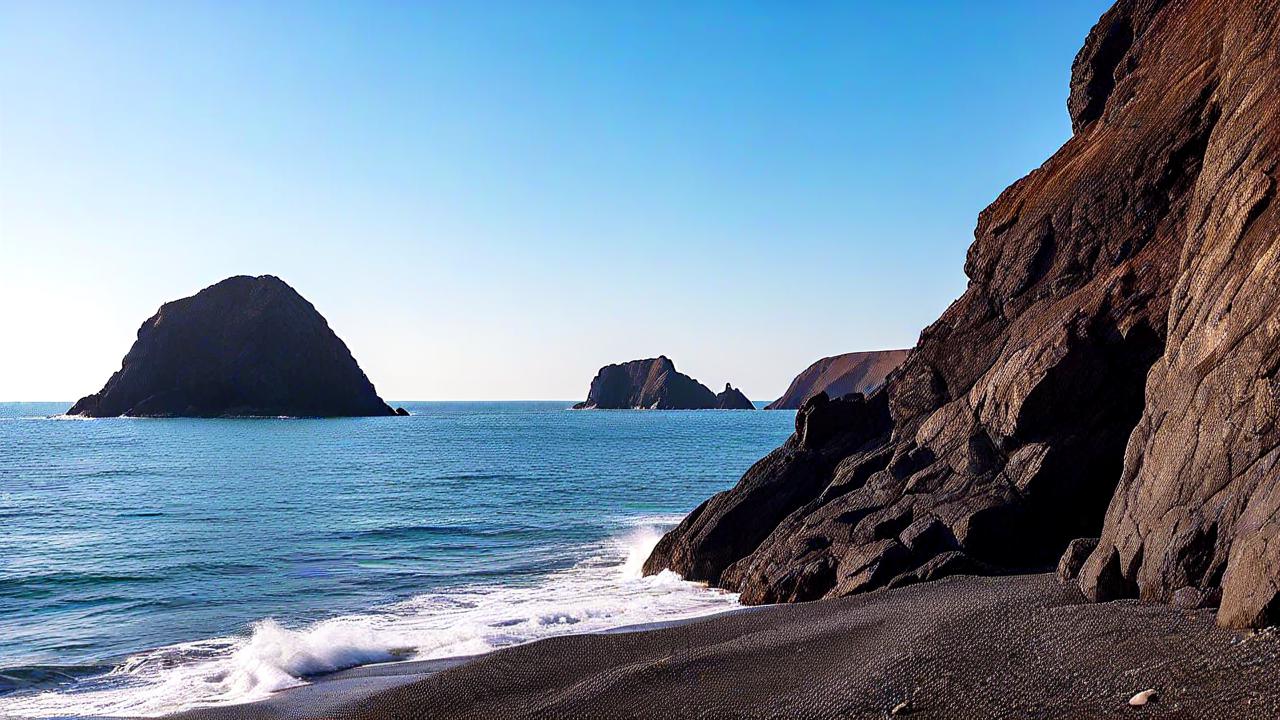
[765,350,908,410]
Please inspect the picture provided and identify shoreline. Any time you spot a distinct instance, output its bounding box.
[164,610,759,720]
[0,403,784,719]
[161,656,475,720]
[170,573,1280,719]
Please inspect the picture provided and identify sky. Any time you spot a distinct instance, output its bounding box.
[0,0,1113,402]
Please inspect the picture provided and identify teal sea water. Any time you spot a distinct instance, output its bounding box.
[0,401,793,717]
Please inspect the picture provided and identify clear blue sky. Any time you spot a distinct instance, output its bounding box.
[0,1,1112,401]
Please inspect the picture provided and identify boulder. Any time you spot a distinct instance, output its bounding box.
[1057,538,1099,582]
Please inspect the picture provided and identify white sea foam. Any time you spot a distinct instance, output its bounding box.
[2,516,737,718]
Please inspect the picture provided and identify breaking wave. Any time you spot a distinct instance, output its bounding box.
[1,517,736,717]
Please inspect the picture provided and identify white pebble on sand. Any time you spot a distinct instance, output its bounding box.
[1129,689,1158,706]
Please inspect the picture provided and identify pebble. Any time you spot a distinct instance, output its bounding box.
[1129,689,1158,707]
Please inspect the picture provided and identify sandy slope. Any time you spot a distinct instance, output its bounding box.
[173,573,1280,720]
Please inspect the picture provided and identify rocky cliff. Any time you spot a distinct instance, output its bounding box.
[765,350,910,410]
[572,357,753,410]
[69,275,401,418]
[646,0,1280,628]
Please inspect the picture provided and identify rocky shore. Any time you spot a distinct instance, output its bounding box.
[644,0,1280,629]
[172,573,1280,719]
[136,0,1280,717]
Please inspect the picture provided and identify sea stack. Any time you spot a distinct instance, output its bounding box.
[714,384,754,410]
[69,275,402,418]
[646,0,1280,629]
[572,357,753,410]
[765,350,910,410]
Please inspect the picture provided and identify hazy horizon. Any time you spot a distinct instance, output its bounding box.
[1,1,1112,402]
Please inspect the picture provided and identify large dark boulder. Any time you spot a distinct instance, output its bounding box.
[647,0,1280,628]
[643,391,893,590]
[572,357,753,410]
[765,350,909,410]
[68,275,398,418]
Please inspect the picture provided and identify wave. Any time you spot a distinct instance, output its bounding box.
[0,516,737,718]
[0,663,113,696]
[329,524,552,542]
[0,572,166,599]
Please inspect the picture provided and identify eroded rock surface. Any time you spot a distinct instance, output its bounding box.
[69,275,398,418]
[648,0,1280,627]
[765,350,909,410]
[1077,0,1280,629]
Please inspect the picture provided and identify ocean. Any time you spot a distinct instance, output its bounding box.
[0,401,793,717]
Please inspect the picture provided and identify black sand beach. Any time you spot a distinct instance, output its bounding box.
[173,574,1280,720]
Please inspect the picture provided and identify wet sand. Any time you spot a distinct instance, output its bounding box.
[173,574,1280,719]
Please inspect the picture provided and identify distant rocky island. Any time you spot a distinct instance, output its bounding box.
[712,383,754,410]
[765,349,909,410]
[572,356,754,410]
[68,275,405,418]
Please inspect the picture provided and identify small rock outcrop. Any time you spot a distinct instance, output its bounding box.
[714,384,754,410]
[765,350,910,410]
[646,0,1280,628]
[69,275,399,418]
[1057,538,1099,582]
[572,357,753,410]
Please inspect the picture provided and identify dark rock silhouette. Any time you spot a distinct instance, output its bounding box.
[69,275,398,418]
[572,357,752,410]
[647,0,1280,627]
[714,384,754,410]
[765,350,909,410]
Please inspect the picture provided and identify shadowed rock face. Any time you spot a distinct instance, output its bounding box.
[648,0,1280,627]
[68,275,398,418]
[572,357,753,410]
[1076,0,1280,629]
[765,350,910,410]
